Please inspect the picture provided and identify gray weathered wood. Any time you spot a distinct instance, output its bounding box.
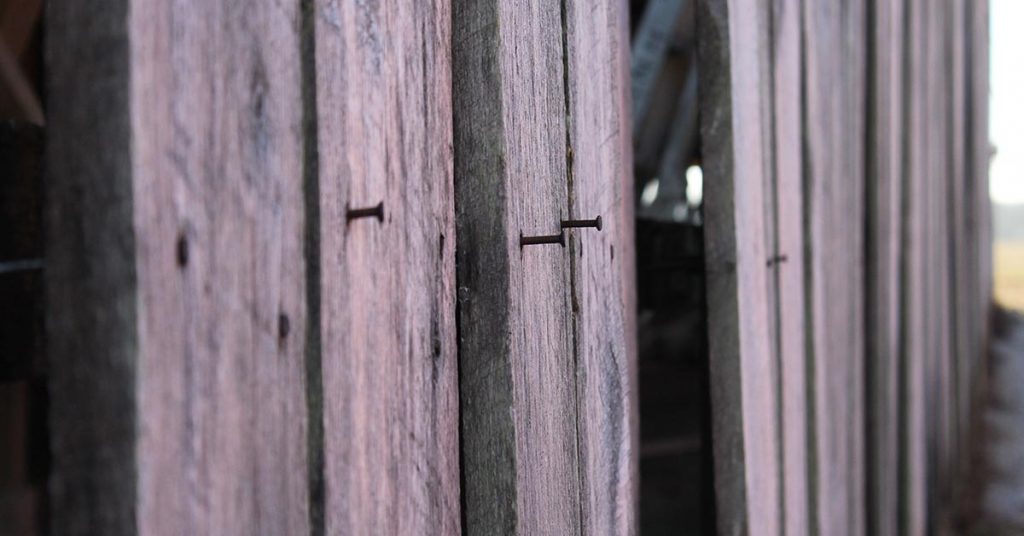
[697,0,782,533]
[563,0,638,532]
[312,0,460,533]
[46,0,138,532]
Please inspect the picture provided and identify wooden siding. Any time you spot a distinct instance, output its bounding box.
[698,0,991,534]
[452,0,637,533]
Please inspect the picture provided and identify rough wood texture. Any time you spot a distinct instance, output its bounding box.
[453,0,579,533]
[312,0,460,534]
[129,0,310,533]
[48,0,311,533]
[454,0,636,533]
[563,0,638,533]
[697,0,782,534]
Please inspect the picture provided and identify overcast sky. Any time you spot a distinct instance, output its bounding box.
[991,0,1024,205]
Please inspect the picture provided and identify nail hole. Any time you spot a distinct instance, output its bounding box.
[278,313,291,340]
[176,233,189,267]
[610,245,615,260]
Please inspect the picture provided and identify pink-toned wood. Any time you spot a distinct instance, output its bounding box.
[697,0,782,533]
[563,0,638,533]
[802,1,867,534]
[902,0,929,531]
[312,0,460,533]
[129,1,310,534]
[770,0,808,533]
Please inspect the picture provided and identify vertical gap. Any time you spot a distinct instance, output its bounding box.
[299,1,325,535]
[798,0,821,533]
[896,0,914,531]
[559,0,587,533]
[863,0,879,533]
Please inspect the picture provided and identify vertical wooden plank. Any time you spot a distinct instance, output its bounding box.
[453,0,581,533]
[901,0,928,531]
[46,0,137,532]
[129,0,310,533]
[563,0,638,533]
[770,0,808,533]
[842,3,868,534]
[802,0,868,533]
[48,0,312,534]
[866,0,906,533]
[697,0,782,533]
[312,1,460,534]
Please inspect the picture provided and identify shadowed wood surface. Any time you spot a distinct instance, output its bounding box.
[697,0,782,534]
[312,0,460,533]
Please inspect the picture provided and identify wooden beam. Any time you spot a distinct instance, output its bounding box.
[697,0,782,533]
[48,0,311,532]
[311,0,460,533]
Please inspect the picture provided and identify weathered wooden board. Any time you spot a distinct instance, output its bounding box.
[697,0,782,533]
[130,1,311,533]
[563,0,638,533]
[803,0,868,532]
[312,1,460,534]
[452,0,581,533]
[769,0,808,533]
[865,0,906,533]
[48,0,312,533]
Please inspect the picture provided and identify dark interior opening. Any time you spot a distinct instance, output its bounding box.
[628,1,716,533]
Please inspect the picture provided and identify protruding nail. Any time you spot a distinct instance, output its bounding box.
[561,215,602,231]
[520,231,566,248]
[346,201,384,223]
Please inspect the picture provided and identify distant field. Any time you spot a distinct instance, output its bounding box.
[995,241,1024,311]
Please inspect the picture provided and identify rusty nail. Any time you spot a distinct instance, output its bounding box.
[346,201,385,223]
[520,231,566,248]
[561,215,602,231]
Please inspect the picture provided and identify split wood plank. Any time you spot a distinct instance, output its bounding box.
[865,0,906,533]
[563,0,638,533]
[311,0,460,534]
[697,0,782,533]
[452,0,581,533]
[48,0,312,534]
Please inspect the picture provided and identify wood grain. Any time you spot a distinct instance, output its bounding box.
[866,0,906,533]
[129,0,310,533]
[563,0,638,533]
[453,0,581,533]
[312,0,460,533]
